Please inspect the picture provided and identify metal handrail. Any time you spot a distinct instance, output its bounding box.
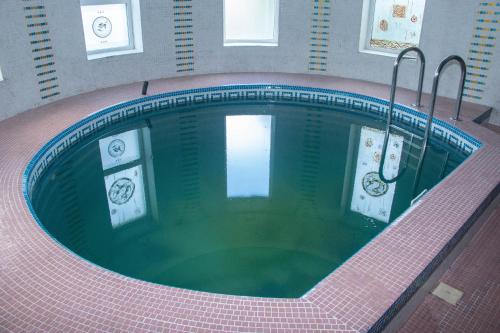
[412,55,467,195]
[379,47,426,183]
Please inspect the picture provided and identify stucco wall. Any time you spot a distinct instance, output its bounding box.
[0,0,499,121]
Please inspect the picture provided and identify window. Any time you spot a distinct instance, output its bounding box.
[80,0,143,60]
[226,115,273,198]
[224,0,279,46]
[360,0,426,55]
[0,66,3,81]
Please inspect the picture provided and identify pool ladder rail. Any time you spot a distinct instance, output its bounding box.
[378,47,467,198]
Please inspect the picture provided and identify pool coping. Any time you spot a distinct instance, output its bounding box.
[1,73,499,332]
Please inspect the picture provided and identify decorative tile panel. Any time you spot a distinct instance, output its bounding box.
[173,0,194,73]
[464,1,500,101]
[22,0,60,100]
[308,0,331,72]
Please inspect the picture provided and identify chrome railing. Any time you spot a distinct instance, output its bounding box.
[379,47,426,183]
[412,55,467,195]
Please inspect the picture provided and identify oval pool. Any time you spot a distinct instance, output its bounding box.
[25,85,479,298]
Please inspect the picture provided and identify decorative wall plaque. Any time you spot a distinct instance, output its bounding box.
[362,172,389,197]
[92,16,112,38]
[108,177,135,205]
[379,19,389,32]
[108,139,125,158]
[392,5,407,18]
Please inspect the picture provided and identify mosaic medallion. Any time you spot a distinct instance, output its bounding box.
[411,15,418,23]
[108,177,135,205]
[108,139,125,158]
[108,139,126,158]
[392,5,407,18]
[362,172,388,197]
[379,19,389,32]
[92,16,112,38]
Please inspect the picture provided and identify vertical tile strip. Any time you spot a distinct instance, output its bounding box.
[308,0,331,72]
[464,1,500,101]
[23,0,60,100]
[299,111,323,211]
[173,0,194,73]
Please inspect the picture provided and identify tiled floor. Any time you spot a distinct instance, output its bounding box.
[399,202,500,333]
[0,73,499,332]
[483,122,500,135]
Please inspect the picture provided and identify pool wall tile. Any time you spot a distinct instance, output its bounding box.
[24,85,482,198]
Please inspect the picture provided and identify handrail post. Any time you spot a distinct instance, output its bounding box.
[412,55,467,195]
[379,47,426,184]
[450,57,467,121]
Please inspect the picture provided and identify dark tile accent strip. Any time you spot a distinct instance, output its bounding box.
[308,0,331,72]
[23,0,61,100]
[464,1,500,101]
[173,0,194,73]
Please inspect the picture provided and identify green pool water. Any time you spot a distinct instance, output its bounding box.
[32,103,467,297]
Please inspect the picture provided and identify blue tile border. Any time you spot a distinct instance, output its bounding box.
[22,84,482,200]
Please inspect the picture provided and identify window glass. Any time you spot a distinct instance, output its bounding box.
[80,3,131,53]
[224,0,278,45]
[369,0,426,51]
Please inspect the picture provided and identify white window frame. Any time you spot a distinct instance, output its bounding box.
[223,0,280,47]
[359,0,425,57]
[80,0,143,60]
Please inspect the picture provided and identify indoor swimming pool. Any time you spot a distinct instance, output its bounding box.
[27,86,472,298]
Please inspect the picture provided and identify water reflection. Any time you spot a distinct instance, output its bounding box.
[226,115,273,198]
[350,126,403,223]
[99,127,158,228]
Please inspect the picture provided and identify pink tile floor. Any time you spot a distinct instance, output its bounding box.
[399,203,500,333]
[0,73,499,332]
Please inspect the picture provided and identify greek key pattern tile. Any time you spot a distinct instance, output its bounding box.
[24,85,482,197]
